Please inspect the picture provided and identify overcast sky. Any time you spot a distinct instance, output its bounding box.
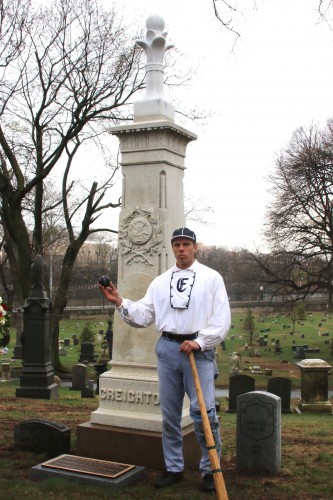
[100,0,333,250]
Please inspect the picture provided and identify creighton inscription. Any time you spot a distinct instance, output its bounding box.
[236,391,281,473]
[100,388,160,405]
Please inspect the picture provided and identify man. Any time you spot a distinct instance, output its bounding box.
[99,227,231,492]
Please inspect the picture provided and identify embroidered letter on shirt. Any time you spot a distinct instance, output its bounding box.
[170,270,196,309]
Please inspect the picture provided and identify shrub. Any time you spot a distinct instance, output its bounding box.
[80,321,95,344]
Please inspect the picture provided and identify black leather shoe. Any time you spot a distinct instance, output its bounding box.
[154,470,183,488]
[203,473,215,492]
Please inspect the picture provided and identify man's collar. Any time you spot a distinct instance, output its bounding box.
[172,260,198,272]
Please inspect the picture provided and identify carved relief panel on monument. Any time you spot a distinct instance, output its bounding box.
[119,207,163,266]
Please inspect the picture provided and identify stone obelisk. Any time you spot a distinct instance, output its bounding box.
[77,15,200,469]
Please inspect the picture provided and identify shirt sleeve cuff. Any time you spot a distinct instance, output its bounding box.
[195,338,205,351]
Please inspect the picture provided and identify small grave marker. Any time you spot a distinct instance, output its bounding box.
[236,391,281,473]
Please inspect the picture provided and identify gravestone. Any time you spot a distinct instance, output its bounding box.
[73,337,79,346]
[1,362,10,381]
[16,254,58,400]
[78,342,98,363]
[226,374,255,413]
[71,363,87,390]
[81,379,95,398]
[295,346,306,360]
[267,377,292,413]
[236,391,281,473]
[14,419,70,458]
[64,338,70,347]
[297,359,332,413]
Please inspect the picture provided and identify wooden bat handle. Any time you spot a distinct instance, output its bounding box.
[189,351,229,500]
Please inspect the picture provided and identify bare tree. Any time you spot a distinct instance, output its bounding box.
[254,119,333,310]
[185,195,214,226]
[0,0,146,370]
[212,1,333,42]
[243,308,256,345]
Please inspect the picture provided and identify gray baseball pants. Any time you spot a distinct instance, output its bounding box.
[155,336,221,475]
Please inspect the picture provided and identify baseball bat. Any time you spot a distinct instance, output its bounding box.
[189,351,228,500]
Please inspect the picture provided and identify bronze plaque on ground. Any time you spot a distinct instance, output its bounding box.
[41,454,135,479]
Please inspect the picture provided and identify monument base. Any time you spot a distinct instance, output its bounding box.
[76,421,201,470]
[298,399,333,414]
[16,383,58,400]
[133,98,175,123]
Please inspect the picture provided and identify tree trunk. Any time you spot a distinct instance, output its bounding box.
[2,199,32,303]
[328,289,333,313]
[50,240,82,372]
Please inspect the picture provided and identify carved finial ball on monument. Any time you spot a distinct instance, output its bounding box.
[146,14,165,32]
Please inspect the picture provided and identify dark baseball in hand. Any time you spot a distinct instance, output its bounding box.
[99,275,111,287]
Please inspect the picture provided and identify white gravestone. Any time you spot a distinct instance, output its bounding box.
[236,391,281,473]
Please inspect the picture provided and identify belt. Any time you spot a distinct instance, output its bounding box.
[162,331,198,342]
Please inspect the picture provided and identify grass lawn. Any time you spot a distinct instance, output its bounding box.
[1,309,333,498]
[216,309,333,390]
[0,381,333,499]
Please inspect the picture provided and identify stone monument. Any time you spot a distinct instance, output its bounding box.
[16,254,58,400]
[77,15,200,468]
[230,351,240,375]
[297,358,332,413]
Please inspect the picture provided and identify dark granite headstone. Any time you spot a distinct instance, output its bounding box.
[14,419,70,458]
[267,377,292,413]
[81,379,95,398]
[295,346,306,360]
[226,374,255,413]
[16,254,58,400]
[71,363,87,390]
[78,342,98,363]
[81,388,95,398]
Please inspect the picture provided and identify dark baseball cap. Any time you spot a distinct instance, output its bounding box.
[171,227,196,243]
